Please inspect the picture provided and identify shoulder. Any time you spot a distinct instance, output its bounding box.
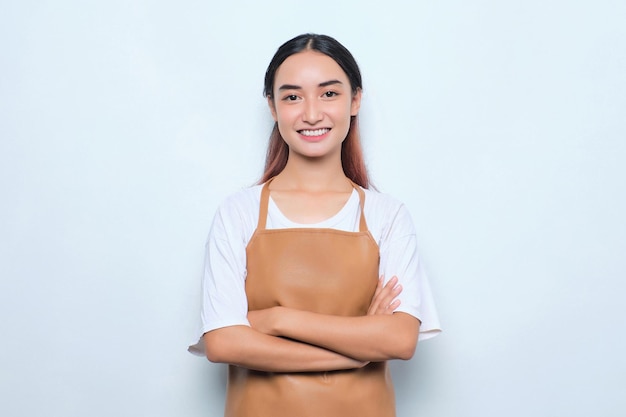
[360,187,416,242]
[217,184,263,214]
[209,184,263,241]
[361,187,408,221]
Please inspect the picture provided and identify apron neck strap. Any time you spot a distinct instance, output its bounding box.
[348,180,368,233]
[257,177,368,232]
[257,178,273,230]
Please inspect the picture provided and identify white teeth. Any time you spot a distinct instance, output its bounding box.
[300,128,330,137]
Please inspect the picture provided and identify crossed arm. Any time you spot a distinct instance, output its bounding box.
[203,276,421,372]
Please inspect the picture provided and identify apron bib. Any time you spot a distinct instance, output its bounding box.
[225,179,396,417]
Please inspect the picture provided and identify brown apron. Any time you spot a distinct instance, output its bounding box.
[224,179,396,417]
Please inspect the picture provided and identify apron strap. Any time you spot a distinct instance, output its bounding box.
[349,180,369,233]
[257,178,273,230]
[257,177,369,233]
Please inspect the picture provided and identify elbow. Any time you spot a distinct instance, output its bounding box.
[395,337,417,360]
[375,337,415,361]
[371,333,416,361]
[203,331,229,363]
[388,314,419,360]
[205,347,223,364]
[203,325,252,364]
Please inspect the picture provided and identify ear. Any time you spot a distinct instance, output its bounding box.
[267,96,278,121]
[350,88,362,116]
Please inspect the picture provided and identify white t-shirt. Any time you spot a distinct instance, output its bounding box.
[189,184,441,355]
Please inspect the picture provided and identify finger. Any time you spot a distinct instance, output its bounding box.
[379,295,400,315]
[369,276,404,315]
[373,275,384,298]
[377,278,402,315]
[385,298,401,313]
[380,284,402,312]
[370,277,398,313]
[378,277,400,303]
[367,276,385,315]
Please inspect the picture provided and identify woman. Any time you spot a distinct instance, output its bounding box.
[189,33,441,417]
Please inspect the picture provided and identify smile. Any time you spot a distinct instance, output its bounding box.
[299,128,330,137]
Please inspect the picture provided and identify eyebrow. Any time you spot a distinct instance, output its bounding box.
[277,79,344,91]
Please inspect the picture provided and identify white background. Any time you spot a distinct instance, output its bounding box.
[1,1,625,416]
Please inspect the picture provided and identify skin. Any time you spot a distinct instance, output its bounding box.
[267,50,362,221]
[204,50,420,371]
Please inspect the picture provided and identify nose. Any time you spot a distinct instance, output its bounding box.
[303,99,322,124]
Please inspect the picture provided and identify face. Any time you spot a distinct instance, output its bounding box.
[269,50,361,161]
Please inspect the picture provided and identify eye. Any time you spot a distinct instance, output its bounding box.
[323,91,338,98]
[283,94,299,101]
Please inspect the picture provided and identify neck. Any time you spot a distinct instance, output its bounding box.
[273,152,349,192]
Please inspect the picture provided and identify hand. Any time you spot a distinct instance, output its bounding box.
[248,306,281,336]
[367,276,402,316]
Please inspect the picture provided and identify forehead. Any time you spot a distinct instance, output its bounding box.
[274,50,349,88]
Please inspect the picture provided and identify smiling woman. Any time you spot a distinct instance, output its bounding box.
[188,33,441,417]
[268,51,360,162]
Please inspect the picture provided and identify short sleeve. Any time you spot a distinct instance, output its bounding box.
[378,204,441,341]
[187,199,253,356]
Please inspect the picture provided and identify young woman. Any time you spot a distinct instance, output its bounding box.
[189,33,441,417]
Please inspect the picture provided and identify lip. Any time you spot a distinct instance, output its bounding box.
[297,128,331,142]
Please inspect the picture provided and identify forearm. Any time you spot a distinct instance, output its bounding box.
[273,309,420,362]
[203,325,366,372]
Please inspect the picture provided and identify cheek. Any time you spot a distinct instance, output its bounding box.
[274,108,295,137]
[275,106,300,130]
[330,101,354,122]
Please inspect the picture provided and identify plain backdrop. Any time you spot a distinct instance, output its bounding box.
[1,1,625,416]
